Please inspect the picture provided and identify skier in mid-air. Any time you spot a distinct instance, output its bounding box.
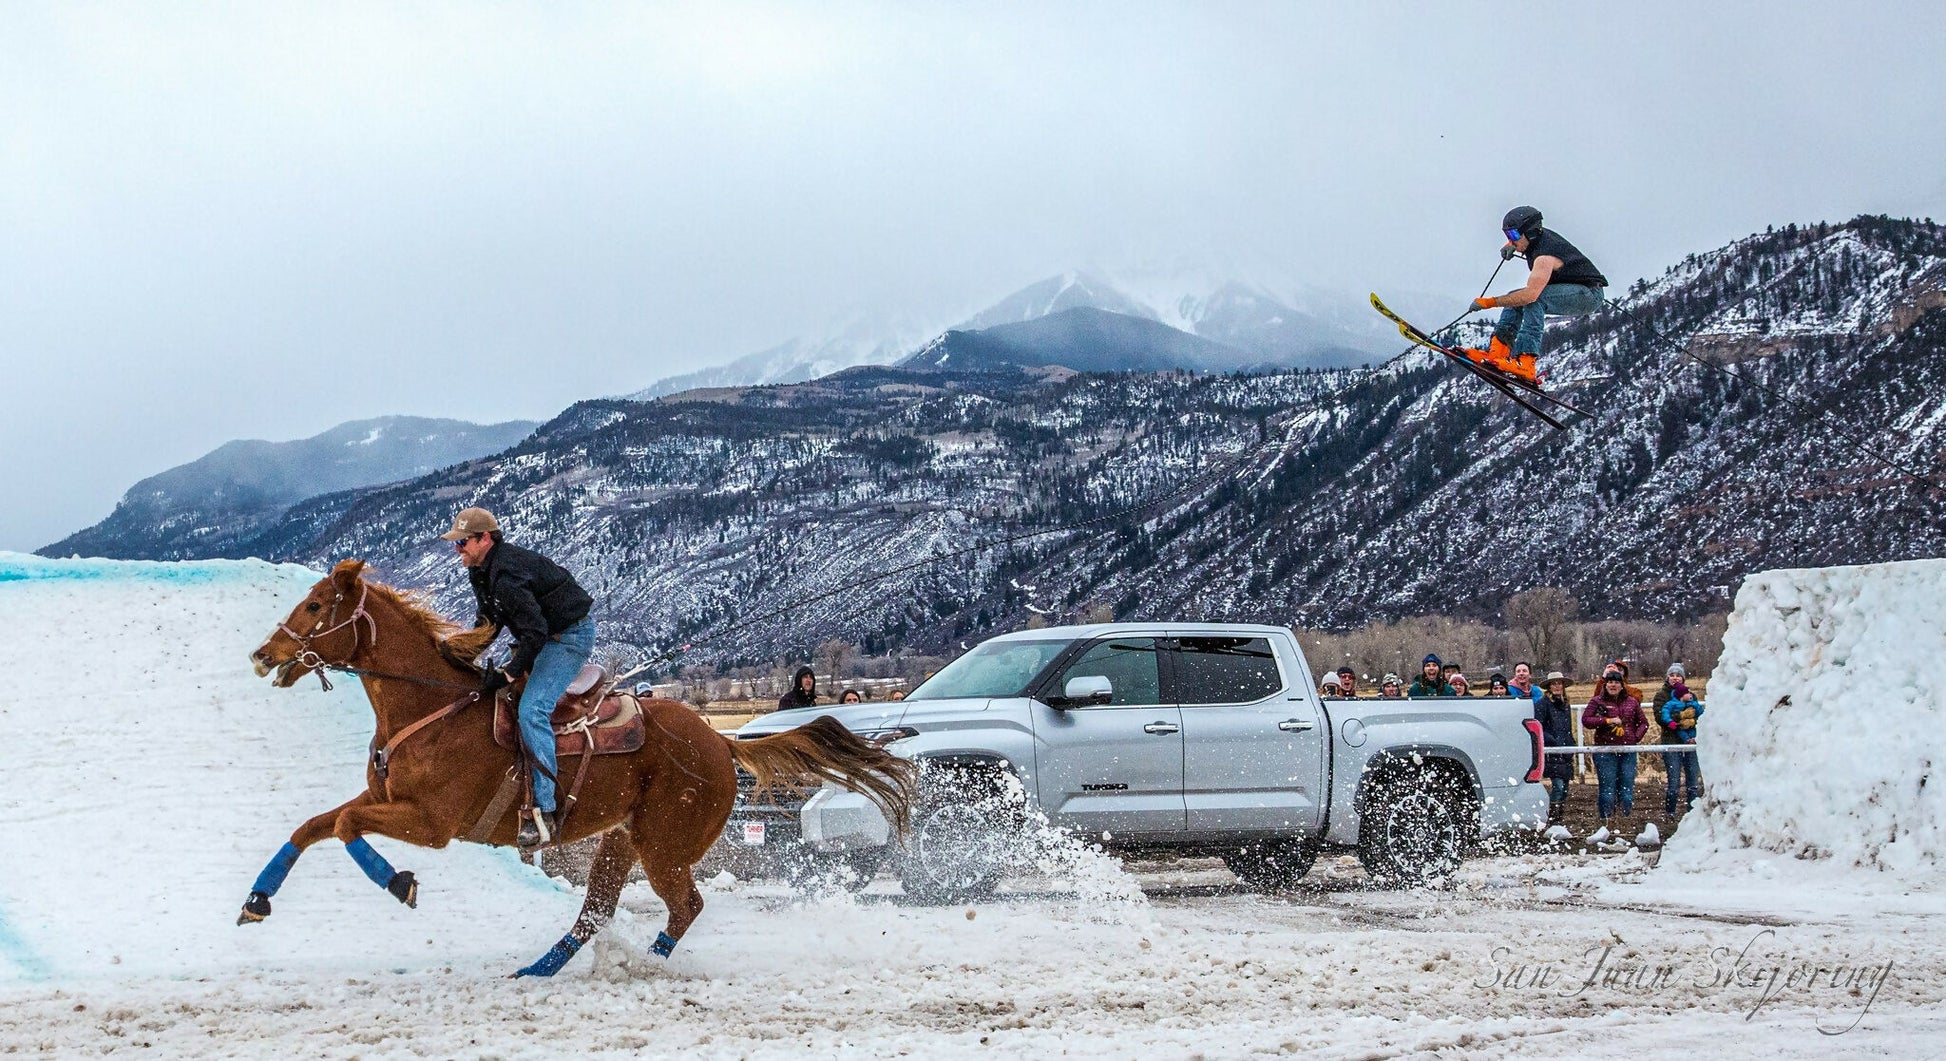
[1457,206,1608,383]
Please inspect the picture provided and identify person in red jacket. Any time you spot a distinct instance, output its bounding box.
[1582,670,1648,821]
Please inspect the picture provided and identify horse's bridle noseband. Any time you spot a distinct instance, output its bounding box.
[277,582,378,691]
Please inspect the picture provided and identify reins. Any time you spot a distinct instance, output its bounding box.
[274,576,497,797]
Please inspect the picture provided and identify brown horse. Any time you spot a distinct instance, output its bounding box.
[243,559,915,977]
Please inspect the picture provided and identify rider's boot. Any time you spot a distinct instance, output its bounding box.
[517,807,556,849]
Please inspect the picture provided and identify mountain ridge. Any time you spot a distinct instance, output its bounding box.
[41,415,539,560]
[48,218,1946,671]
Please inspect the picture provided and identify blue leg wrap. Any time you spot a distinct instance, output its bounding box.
[251,842,303,897]
[516,934,582,978]
[344,837,396,889]
[651,931,678,958]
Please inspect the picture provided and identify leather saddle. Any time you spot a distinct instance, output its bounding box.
[491,663,646,757]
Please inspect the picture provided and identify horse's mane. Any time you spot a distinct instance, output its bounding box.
[354,572,498,667]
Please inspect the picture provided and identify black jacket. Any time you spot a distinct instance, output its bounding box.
[468,540,593,678]
[777,667,818,710]
[1535,692,1577,781]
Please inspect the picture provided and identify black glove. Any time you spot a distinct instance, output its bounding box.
[1500,242,1518,261]
[480,668,513,695]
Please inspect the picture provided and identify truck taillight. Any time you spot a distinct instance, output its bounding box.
[1522,718,1544,783]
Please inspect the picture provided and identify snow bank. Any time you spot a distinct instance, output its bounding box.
[0,553,584,984]
[1662,558,1946,877]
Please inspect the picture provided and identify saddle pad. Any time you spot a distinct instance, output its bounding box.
[493,690,646,757]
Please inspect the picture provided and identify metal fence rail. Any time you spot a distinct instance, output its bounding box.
[1546,744,1697,755]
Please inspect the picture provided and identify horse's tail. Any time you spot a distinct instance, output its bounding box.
[726,715,918,836]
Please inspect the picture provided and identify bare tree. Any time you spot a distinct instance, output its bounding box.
[1504,587,1580,670]
[815,639,854,685]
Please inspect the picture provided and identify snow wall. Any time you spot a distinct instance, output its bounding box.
[0,553,585,984]
[1663,557,1945,875]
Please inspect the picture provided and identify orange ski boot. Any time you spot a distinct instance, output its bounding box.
[1459,336,1538,384]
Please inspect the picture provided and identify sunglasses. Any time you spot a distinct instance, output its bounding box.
[452,533,481,547]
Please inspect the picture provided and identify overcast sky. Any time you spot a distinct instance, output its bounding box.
[5,3,1943,551]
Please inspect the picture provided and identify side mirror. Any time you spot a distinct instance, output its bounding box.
[1061,675,1114,707]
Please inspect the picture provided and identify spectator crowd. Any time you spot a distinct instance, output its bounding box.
[1319,654,1704,827]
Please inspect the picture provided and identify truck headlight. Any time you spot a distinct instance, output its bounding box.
[857,726,918,745]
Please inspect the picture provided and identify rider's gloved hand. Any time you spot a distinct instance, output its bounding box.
[1500,242,1518,261]
[480,668,513,695]
[1470,296,1499,312]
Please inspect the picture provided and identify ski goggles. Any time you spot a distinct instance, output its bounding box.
[1504,228,1525,242]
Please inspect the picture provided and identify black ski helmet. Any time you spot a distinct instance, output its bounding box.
[1502,206,1543,241]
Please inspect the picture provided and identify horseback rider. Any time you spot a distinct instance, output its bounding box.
[443,507,596,847]
[1459,206,1609,384]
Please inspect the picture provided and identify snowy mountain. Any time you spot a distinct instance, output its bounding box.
[60,218,1946,669]
[625,272,1391,401]
[622,310,938,400]
[899,307,1265,373]
[951,272,1157,331]
[952,271,1390,370]
[41,416,538,560]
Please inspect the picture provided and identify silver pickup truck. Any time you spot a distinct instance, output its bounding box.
[723,622,1549,899]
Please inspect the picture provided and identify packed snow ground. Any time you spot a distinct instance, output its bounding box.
[2,554,1942,1057]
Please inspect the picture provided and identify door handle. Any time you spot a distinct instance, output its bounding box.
[1277,718,1315,732]
[1142,721,1180,735]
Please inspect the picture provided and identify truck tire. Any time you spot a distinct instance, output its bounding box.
[898,764,1021,902]
[1222,838,1319,893]
[1356,765,1470,887]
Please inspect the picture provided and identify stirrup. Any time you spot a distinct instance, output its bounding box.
[517,809,554,849]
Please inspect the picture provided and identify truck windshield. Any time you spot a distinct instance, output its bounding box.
[905,639,1071,701]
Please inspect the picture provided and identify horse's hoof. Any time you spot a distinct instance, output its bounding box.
[237,891,272,925]
[388,871,418,908]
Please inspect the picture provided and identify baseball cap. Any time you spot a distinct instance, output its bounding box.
[440,507,500,541]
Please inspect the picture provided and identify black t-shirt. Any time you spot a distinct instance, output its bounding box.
[1523,228,1608,288]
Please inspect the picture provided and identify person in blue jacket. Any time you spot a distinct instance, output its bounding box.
[1655,664,1705,815]
[1506,661,1545,707]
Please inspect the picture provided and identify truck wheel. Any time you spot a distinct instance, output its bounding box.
[1222,838,1319,893]
[1356,766,1470,887]
[898,765,1021,902]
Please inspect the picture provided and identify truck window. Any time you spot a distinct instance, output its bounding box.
[905,639,1071,701]
[1054,638,1162,706]
[1170,636,1282,705]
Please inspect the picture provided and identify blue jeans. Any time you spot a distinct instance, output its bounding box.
[1663,748,1703,814]
[1549,776,1569,806]
[518,617,596,813]
[1494,284,1606,355]
[1591,752,1637,819]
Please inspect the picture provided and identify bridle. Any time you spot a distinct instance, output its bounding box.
[277,582,379,691]
[273,579,483,693]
